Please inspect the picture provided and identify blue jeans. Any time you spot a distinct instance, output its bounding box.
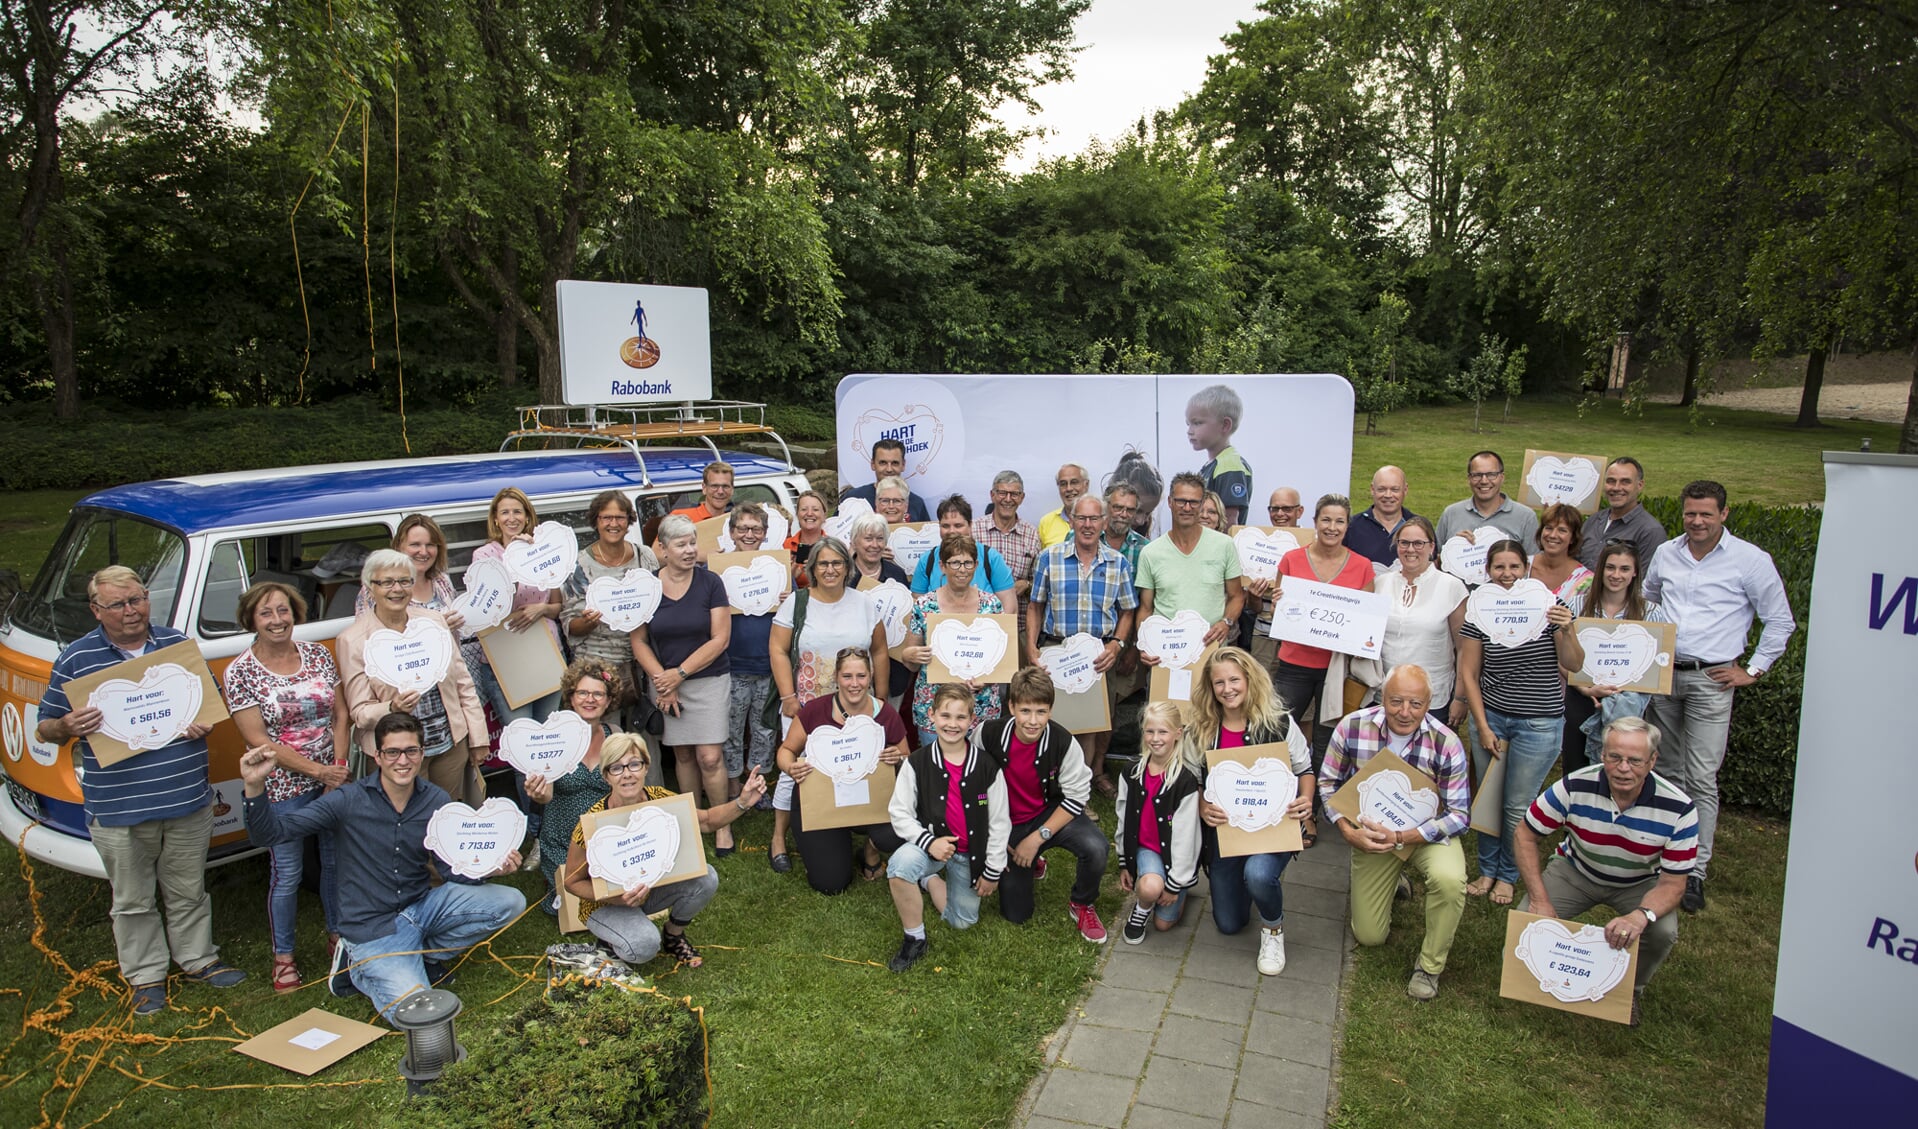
[887,844,982,929]
[1208,849,1292,934]
[267,788,339,954]
[342,881,526,1022]
[723,674,775,777]
[1471,709,1563,885]
[585,867,719,964]
[1132,847,1187,923]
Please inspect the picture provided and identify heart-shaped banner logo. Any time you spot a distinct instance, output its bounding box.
[362,618,454,692]
[1039,632,1105,694]
[887,523,941,575]
[721,554,788,616]
[1525,455,1601,510]
[89,663,203,752]
[1231,527,1300,581]
[867,580,915,648]
[851,405,947,477]
[497,710,593,779]
[1356,768,1441,835]
[822,498,874,545]
[586,568,663,632]
[803,713,885,784]
[1467,578,1554,648]
[1203,756,1299,833]
[1137,610,1210,670]
[718,507,791,554]
[1576,622,1667,686]
[1439,526,1509,585]
[929,616,1009,682]
[585,805,683,893]
[502,521,580,589]
[422,797,527,880]
[450,558,515,638]
[1515,917,1634,1003]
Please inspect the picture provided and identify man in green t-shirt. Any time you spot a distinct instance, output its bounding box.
[1135,472,1244,655]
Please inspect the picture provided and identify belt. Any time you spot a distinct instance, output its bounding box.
[1673,658,1735,672]
[1038,633,1115,647]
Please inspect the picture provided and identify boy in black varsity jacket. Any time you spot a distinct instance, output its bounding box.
[974,667,1111,942]
[884,684,1011,973]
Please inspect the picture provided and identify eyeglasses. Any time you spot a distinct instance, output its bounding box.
[1468,471,1503,481]
[1170,498,1203,509]
[572,688,609,701]
[1108,503,1139,516]
[1600,752,1649,770]
[606,760,648,777]
[1396,539,1433,550]
[1071,513,1104,524]
[993,489,1025,500]
[367,577,412,589]
[813,559,847,570]
[946,558,977,569]
[598,513,631,524]
[1268,505,1302,513]
[91,595,149,612]
[733,525,766,536]
[377,745,424,760]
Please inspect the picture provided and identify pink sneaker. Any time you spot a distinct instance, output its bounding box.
[1033,856,1048,881]
[1069,902,1108,944]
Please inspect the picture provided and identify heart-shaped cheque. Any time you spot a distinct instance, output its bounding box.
[720,554,788,616]
[1203,757,1299,833]
[929,616,1010,682]
[502,521,580,590]
[1355,769,1440,835]
[89,663,204,753]
[717,507,791,554]
[497,710,593,779]
[1038,632,1105,695]
[1515,917,1634,1003]
[1231,526,1301,581]
[1576,622,1666,686]
[1137,610,1211,670]
[867,580,915,648]
[1466,577,1555,649]
[887,523,941,575]
[363,618,454,692]
[1439,526,1510,586]
[1525,455,1601,510]
[451,558,515,637]
[822,498,874,545]
[422,797,527,880]
[585,805,683,893]
[586,568,663,632]
[803,713,885,784]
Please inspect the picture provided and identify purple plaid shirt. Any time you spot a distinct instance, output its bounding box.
[975,514,1041,583]
[1317,706,1471,842]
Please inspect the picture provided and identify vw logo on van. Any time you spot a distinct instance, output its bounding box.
[2,702,21,762]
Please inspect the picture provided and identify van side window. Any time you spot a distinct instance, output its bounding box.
[439,505,597,582]
[197,523,391,636]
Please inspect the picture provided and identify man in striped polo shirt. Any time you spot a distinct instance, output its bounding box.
[37,566,246,1015]
[1515,716,1696,1022]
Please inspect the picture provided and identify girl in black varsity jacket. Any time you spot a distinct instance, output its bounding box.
[1115,699,1204,944]
[882,684,1011,972]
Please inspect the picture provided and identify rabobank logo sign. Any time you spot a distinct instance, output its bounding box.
[839,378,966,501]
[556,281,713,405]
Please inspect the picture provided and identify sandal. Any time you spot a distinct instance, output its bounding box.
[1300,817,1319,849]
[659,928,703,968]
[1490,881,1515,906]
[1465,876,1494,898]
[1092,776,1118,798]
[859,857,884,882]
[272,955,302,994]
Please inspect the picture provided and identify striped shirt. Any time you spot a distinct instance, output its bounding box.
[1030,541,1138,640]
[1526,765,1698,887]
[40,625,215,827]
[1318,706,1472,842]
[1459,600,1570,717]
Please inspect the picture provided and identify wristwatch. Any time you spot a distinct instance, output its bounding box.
[1640,908,1658,925]
[1038,827,1054,841]
[677,666,689,680]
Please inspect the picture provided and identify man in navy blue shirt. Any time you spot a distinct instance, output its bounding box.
[1346,465,1419,567]
[241,711,525,1022]
[841,438,931,522]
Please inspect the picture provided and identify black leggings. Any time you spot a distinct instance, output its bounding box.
[790,794,904,895]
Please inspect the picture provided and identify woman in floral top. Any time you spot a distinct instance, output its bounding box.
[899,534,1006,732]
[225,581,349,993]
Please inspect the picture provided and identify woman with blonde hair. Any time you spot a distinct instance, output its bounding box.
[470,487,564,724]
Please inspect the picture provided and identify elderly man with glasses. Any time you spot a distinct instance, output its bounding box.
[240,710,526,1022]
[37,565,246,1016]
[976,470,1042,656]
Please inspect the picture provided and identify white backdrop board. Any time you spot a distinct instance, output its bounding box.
[834,374,1354,536]
[555,281,713,404]
[1766,452,1918,1125]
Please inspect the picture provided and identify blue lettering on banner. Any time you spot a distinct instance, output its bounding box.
[878,423,933,454]
[1864,916,1918,964]
[1866,574,1918,635]
[611,379,674,396]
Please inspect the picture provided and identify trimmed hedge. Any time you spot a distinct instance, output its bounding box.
[388,981,709,1129]
[1642,496,1813,814]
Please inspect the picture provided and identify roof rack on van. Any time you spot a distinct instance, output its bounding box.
[499,401,795,487]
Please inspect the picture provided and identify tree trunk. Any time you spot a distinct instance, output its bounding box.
[37,251,79,419]
[495,246,519,388]
[1679,340,1700,408]
[1900,348,1918,455]
[1794,339,1830,428]
[535,275,563,404]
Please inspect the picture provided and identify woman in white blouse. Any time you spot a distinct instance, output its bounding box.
[1373,517,1468,708]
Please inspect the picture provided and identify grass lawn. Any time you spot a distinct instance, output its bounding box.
[1332,811,1786,1129]
[0,801,1118,1128]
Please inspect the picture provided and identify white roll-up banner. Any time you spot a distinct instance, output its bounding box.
[1767,452,1918,1125]
[834,374,1354,533]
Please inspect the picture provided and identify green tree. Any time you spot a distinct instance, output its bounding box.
[1348,291,1410,434]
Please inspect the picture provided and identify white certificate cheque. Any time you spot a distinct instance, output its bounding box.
[1269,578,1388,659]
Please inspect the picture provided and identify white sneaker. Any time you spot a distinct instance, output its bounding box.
[1257,927,1287,976]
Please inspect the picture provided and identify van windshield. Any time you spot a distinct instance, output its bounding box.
[9,508,187,647]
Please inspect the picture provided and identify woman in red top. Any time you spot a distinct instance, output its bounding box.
[1269,493,1375,836]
